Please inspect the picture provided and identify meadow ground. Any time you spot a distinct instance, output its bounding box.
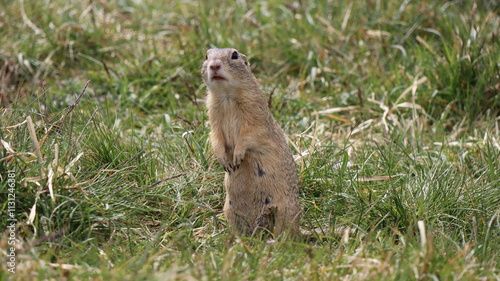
[0,0,499,280]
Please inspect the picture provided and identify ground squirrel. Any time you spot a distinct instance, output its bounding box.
[201,48,301,239]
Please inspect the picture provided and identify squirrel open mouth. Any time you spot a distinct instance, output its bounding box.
[212,75,226,81]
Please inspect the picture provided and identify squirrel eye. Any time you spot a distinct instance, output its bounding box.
[205,55,208,60]
[231,51,239,60]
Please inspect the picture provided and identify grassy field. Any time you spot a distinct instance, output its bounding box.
[1,0,499,280]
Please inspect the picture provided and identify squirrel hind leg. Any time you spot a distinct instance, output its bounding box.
[255,206,277,228]
[273,206,301,239]
[225,209,253,235]
[253,206,277,237]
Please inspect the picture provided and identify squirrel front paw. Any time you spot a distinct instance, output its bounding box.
[217,156,233,172]
[232,150,245,170]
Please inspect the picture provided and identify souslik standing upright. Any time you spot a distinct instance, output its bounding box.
[201,48,301,238]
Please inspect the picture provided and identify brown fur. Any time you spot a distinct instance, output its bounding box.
[201,48,301,238]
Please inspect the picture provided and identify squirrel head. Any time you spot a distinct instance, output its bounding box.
[201,48,255,92]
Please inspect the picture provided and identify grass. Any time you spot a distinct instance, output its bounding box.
[1,0,499,280]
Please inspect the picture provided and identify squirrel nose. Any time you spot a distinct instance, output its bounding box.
[210,64,221,71]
